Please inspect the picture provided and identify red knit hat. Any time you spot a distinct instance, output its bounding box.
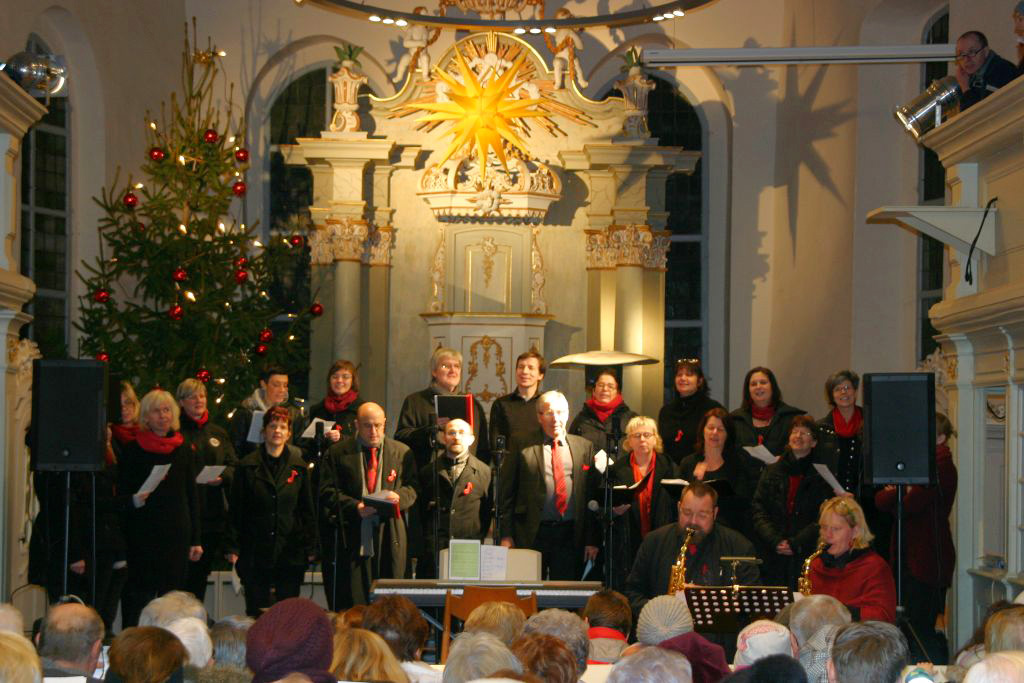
[246,597,334,683]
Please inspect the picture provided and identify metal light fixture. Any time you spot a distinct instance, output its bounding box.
[894,75,960,141]
[1,51,67,96]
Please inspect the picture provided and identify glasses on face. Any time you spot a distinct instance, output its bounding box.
[630,431,655,439]
[956,47,983,60]
[440,362,461,370]
[834,383,854,394]
[594,382,618,391]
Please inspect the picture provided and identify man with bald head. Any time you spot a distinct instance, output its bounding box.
[320,402,418,609]
[35,602,104,681]
[418,418,493,577]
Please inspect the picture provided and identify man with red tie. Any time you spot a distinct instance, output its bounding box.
[319,402,418,609]
[499,390,599,580]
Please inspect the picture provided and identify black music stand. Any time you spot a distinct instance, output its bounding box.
[684,585,793,634]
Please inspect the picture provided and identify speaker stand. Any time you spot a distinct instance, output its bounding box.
[894,484,931,662]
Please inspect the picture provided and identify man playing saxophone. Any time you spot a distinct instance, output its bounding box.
[624,481,760,618]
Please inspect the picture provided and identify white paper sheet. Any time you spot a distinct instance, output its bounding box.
[594,449,610,473]
[300,417,334,439]
[813,463,847,496]
[743,444,780,465]
[136,464,171,496]
[660,478,689,486]
[245,410,266,444]
[196,465,226,484]
[480,544,508,580]
[448,539,482,581]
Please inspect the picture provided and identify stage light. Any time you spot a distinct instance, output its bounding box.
[1,51,66,95]
[894,75,961,141]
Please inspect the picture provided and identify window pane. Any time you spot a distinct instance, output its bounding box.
[665,242,702,320]
[34,214,67,291]
[21,133,31,203]
[33,130,67,211]
[39,96,66,129]
[647,78,702,150]
[269,151,313,231]
[665,165,702,235]
[270,69,327,145]
[920,235,943,291]
[664,327,703,399]
[32,294,68,358]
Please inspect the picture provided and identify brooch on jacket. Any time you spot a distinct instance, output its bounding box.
[675,429,683,442]
[582,464,590,471]
[287,469,298,485]
[462,481,473,496]
[386,469,397,483]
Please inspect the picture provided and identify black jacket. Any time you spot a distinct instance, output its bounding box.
[960,50,1020,109]
[418,454,492,551]
[569,401,637,454]
[180,415,238,536]
[657,393,724,465]
[816,411,863,498]
[677,446,753,533]
[225,445,317,573]
[729,401,804,481]
[608,453,677,552]
[228,400,306,461]
[751,449,834,589]
[395,386,490,467]
[489,391,545,460]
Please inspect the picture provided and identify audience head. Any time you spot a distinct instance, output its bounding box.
[741,366,781,411]
[120,381,141,425]
[431,347,463,392]
[774,602,795,628]
[167,617,212,669]
[442,632,523,683]
[985,606,1024,653]
[824,370,859,408]
[209,615,254,671]
[623,415,663,456]
[607,645,692,683]
[522,609,589,675]
[335,604,365,631]
[678,482,719,538]
[0,603,24,634]
[936,412,956,444]
[674,357,709,399]
[827,621,908,683]
[108,626,187,683]
[695,407,732,456]
[139,389,181,435]
[463,601,527,645]
[138,591,207,629]
[818,496,874,556]
[246,598,333,683]
[963,651,1024,683]
[637,595,694,645]
[35,602,104,673]
[658,631,731,683]
[789,594,851,648]
[724,654,807,682]
[329,628,408,683]
[326,359,359,395]
[733,620,795,668]
[362,594,429,662]
[582,589,632,636]
[259,366,290,405]
[0,631,41,683]
[510,633,577,683]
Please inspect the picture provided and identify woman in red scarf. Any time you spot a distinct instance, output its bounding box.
[309,360,364,446]
[607,416,676,589]
[110,381,141,459]
[117,389,201,627]
[728,367,804,491]
[569,368,637,453]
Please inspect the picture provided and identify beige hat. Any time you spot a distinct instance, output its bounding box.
[636,595,694,645]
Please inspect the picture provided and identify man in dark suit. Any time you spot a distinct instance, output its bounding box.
[320,402,418,609]
[499,390,599,580]
[419,418,492,578]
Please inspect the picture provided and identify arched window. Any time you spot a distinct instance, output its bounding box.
[19,35,70,359]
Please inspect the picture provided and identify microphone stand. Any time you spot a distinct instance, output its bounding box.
[492,436,506,544]
[602,423,621,587]
[429,430,443,578]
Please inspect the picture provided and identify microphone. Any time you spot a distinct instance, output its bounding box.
[495,435,506,451]
[588,499,612,521]
[315,420,324,444]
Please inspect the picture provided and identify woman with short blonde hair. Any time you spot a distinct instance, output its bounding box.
[0,631,41,683]
[329,628,409,683]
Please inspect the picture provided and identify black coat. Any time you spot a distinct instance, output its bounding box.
[729,401,804,481]
[751,449,834,589]
[180,415,238,537]
[677,447,753,533]
[608,453,677,553]
[960,50,1020,109]
[657,393,724,466]
[395,386,490,467]
[226,445,317,574]
[489,391,545,460]
[624,522,759,616]
[569,401,637,454]
[306,396,365,452]
[816,411,864,497]
[418,454,492,552]
[228,401,306,460]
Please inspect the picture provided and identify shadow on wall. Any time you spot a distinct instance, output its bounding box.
[542,318,585,404]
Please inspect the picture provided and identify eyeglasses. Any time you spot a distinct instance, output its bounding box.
[630,431,656,439]
[956,47,984,60]
[439,362,461,370]
[594,382,618,390]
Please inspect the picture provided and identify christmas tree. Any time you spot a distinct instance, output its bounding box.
[76,24,318,417]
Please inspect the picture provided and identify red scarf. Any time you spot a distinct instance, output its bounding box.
[631,452,656,537]
[111,423,139,444]
[324,390,358,413]
[832,406,863,438]
[137,429,184,455]
[585,394,623,423]
[750,404,775,422]
[194,411,209,428]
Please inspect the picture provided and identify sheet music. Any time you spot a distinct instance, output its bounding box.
[813,463,846,496]
[300,417,333,439]
[136,464,171,496]
[196,465,226,484]
[448,539,482,580]
[480,544,508,580]
[594,449,610,473]
[245,410,265,444]
[743,444,780,465]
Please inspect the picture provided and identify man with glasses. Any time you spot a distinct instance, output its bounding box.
[623,481,759,617]
[954,30,1019,110]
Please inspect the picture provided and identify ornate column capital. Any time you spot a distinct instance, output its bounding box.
[608,224,653,267]
[584,229,616,270]
[309,217,370,264]
[363,225,395,267]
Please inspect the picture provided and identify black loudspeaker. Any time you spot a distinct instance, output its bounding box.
[863,372,936,485]
[30,359,107,472]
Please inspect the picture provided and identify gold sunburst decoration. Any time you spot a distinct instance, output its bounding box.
[408,48,547,180]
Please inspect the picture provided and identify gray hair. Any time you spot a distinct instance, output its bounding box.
[536,390,568,414]
[210,616,254,670]
[138,591,207,628]
[523,609,589,675]
[0,604,24,635]
[442,632,522,683]
[37,603,104,665]
[167,617,212,668]
[789,594,851,646]
[963,651,1024,683]
[829,621,908,683]
[607,646,692,683]
[430,347,462,373]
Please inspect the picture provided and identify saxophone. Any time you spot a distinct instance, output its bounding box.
[798,540,828,596]
[667,527,696,594]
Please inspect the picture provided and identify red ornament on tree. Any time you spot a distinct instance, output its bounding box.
[232,180,247,197]
[254,343,269,356]
[234,269,249,284]
[168,304,184,321]
[289,234,304,247]
[93,288,111,304]
[310,302,324,317]
[172,267,187,282]
[136,222,146,232]
[195,368,212,383]
[123,191,139,209]
[258,328,274,343]
[234,148,250,163]
[203,128,219,144]
[148,147,166,162]
[96,352,110,363]
[234,256,248,268]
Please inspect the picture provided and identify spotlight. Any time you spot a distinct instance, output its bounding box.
[529,27,541,34]
[514,27,526,34]
[544,27,556,33]
[396,18,408,26]
[369,14,382,22]
[894,75,961,141]
[1,51,66,95]
[673,9,685,16]
[382,17,395,24]
[653,15,665,21]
